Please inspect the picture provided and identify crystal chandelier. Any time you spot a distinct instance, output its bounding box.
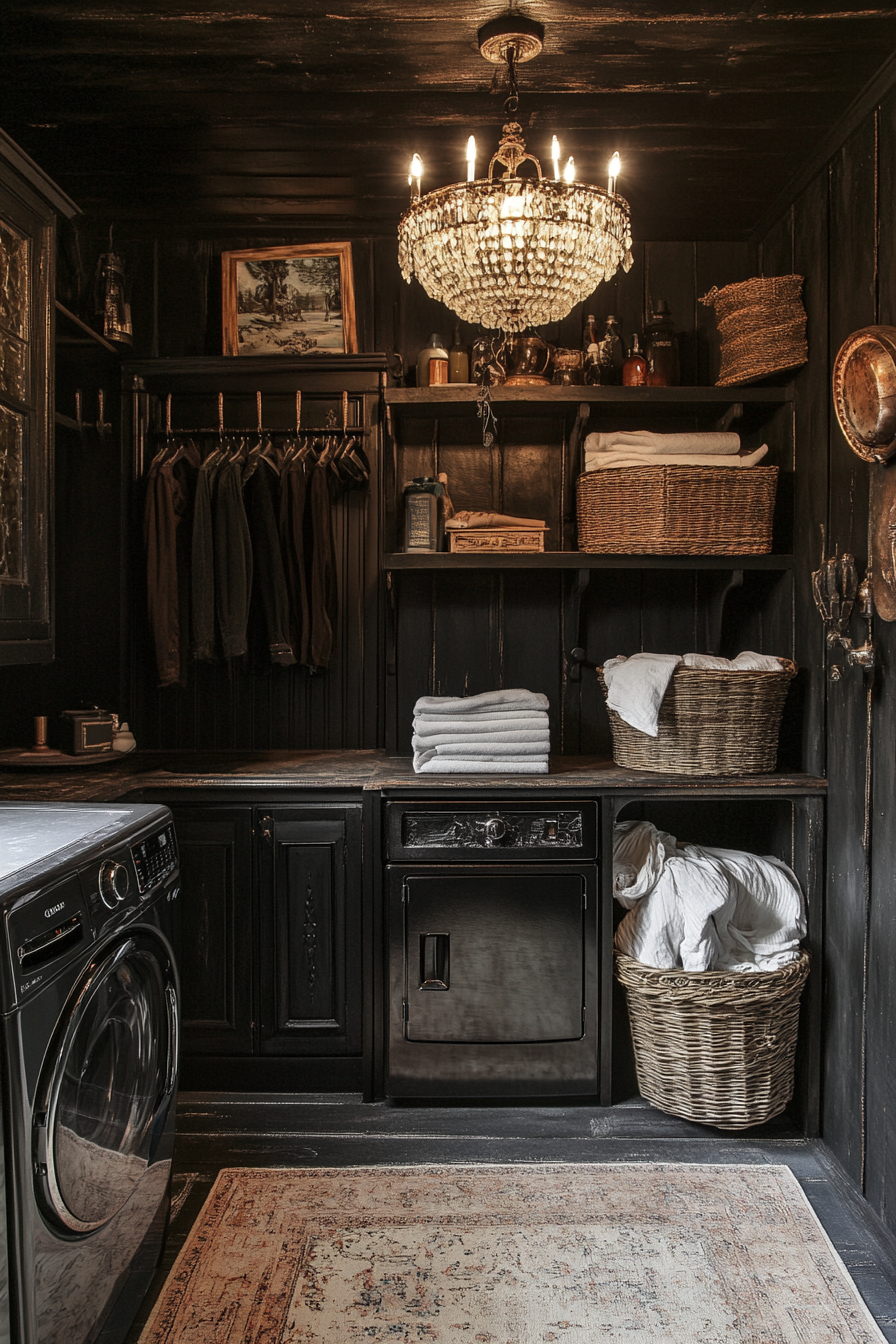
[397,15,633,334]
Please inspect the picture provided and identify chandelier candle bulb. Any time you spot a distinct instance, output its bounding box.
[552,136,561,181]
[409,153,423,198]
[467,136,476,182]
[608,151,621,194]
[564,156,576,183]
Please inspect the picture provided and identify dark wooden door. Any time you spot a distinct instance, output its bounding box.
[172,806,255,1056]
[256,804,363,1057]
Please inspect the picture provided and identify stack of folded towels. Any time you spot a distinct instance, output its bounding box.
[412,689,550,774]
[583,429,769,471]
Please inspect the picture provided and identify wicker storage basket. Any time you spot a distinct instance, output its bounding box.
[700,274,808,386]
[576,465,778,555]
[597,659,796,775]
[615,950,810,1129]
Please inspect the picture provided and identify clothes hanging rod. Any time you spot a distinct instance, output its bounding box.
[147,425,370,437]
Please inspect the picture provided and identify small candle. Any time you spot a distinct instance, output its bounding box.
[409,153,423,198]
[608,151,621,194]
[563,156,576,184]
[466,136,476,182]
[551,135,560,182]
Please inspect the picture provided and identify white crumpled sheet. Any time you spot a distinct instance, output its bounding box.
[613,819,806,973]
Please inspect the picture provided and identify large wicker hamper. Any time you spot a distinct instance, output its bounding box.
[615,950,810,1129]
[597,659,796,775]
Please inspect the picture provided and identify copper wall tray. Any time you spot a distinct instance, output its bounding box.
[833,325,896,463]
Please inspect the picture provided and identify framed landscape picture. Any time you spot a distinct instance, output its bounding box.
[222,242,357,356]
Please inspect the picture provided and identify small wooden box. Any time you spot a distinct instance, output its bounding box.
[448,528,548,554]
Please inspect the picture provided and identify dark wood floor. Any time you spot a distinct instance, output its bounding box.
[124,1093,896,1342]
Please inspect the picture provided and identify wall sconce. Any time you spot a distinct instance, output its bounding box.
[811,553,875,669]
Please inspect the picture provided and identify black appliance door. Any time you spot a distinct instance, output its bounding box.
[33,931,179,1235]
[401,871,586,1044]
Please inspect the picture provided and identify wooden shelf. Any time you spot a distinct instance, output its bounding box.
[384,553,794,571]
[55,302,121,355]
[384,384,792,418]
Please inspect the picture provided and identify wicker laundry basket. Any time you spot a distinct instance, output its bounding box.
[700,274,808,386]
[615,950,810,1129]
[576,465,778,554]
[597,659,796,775]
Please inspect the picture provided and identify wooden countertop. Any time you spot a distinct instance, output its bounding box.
[0,750,827,800]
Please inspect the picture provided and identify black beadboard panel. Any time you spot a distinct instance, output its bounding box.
[866,84,896,1235]
[822,116,877,1189]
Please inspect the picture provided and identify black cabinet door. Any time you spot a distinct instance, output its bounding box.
[256,805,362,1057]
[171,807,255,1056]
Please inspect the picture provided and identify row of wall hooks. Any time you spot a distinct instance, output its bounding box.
[153,389,370,440]
[148,389,371,491]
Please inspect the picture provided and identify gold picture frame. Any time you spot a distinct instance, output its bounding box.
[222,242,357,356]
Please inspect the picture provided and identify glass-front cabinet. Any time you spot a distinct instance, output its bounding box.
[0,130,77,664]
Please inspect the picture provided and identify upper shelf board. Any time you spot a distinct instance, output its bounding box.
[384,384,793,418]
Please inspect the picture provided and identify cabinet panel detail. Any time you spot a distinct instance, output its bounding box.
[174,810,254,1055]
[258,806,363,1058]
[283,844,337,1027]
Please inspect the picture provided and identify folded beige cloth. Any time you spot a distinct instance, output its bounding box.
[446,511,546,530]
[584,444,769,471]
[584,430,741,455]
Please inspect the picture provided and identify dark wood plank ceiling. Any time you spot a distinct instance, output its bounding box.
[1,2,895,240]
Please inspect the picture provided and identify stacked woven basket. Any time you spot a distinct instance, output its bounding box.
[700,274,808,386]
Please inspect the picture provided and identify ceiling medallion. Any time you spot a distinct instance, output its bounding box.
[397,15,633,333]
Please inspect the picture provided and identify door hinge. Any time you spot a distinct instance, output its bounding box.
[402,999,409,1023]
[402,882,409,904]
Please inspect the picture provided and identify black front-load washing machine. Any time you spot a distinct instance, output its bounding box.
[0,802,180,1344]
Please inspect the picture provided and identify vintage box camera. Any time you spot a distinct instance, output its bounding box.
[60,709,115,755]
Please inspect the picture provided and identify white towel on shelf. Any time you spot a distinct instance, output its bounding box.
[602,653,682,737]
[584,445,768,471]
[413,736,550,754]
[413,715,549,738]
[414,689,549,716]
[613,820,805,973]
[584,430,742,456]
[415,741,550,760]
[415,757,550,774]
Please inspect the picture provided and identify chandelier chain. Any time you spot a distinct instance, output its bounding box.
[504,45,520,119]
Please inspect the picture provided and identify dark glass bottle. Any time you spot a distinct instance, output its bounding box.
[622,334,648,387]
[597,314,625,385]
[643,299,680,386]
[582,312,601,385]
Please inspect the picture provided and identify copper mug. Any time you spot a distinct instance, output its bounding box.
[551,348,585,386]
[499,334,554,386]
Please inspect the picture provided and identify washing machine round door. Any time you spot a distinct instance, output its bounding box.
[34,930,179,1234]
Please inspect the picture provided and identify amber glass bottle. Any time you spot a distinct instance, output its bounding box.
[622,334,648,386]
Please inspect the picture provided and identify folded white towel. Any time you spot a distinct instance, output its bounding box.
[602,653,682,737]
[584,445,768,471]
[413,720,549,741]
[415,740,550,757]
[585,430,741,456]
[414,757,549,774]
[682,651,784,672]
[414,689,549,716]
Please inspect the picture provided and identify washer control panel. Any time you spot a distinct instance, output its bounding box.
[130,825,178,897]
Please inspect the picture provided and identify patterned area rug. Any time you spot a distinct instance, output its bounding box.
[139,1163,886,1343]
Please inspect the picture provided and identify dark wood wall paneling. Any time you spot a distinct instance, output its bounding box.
[755,85,896,1238]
